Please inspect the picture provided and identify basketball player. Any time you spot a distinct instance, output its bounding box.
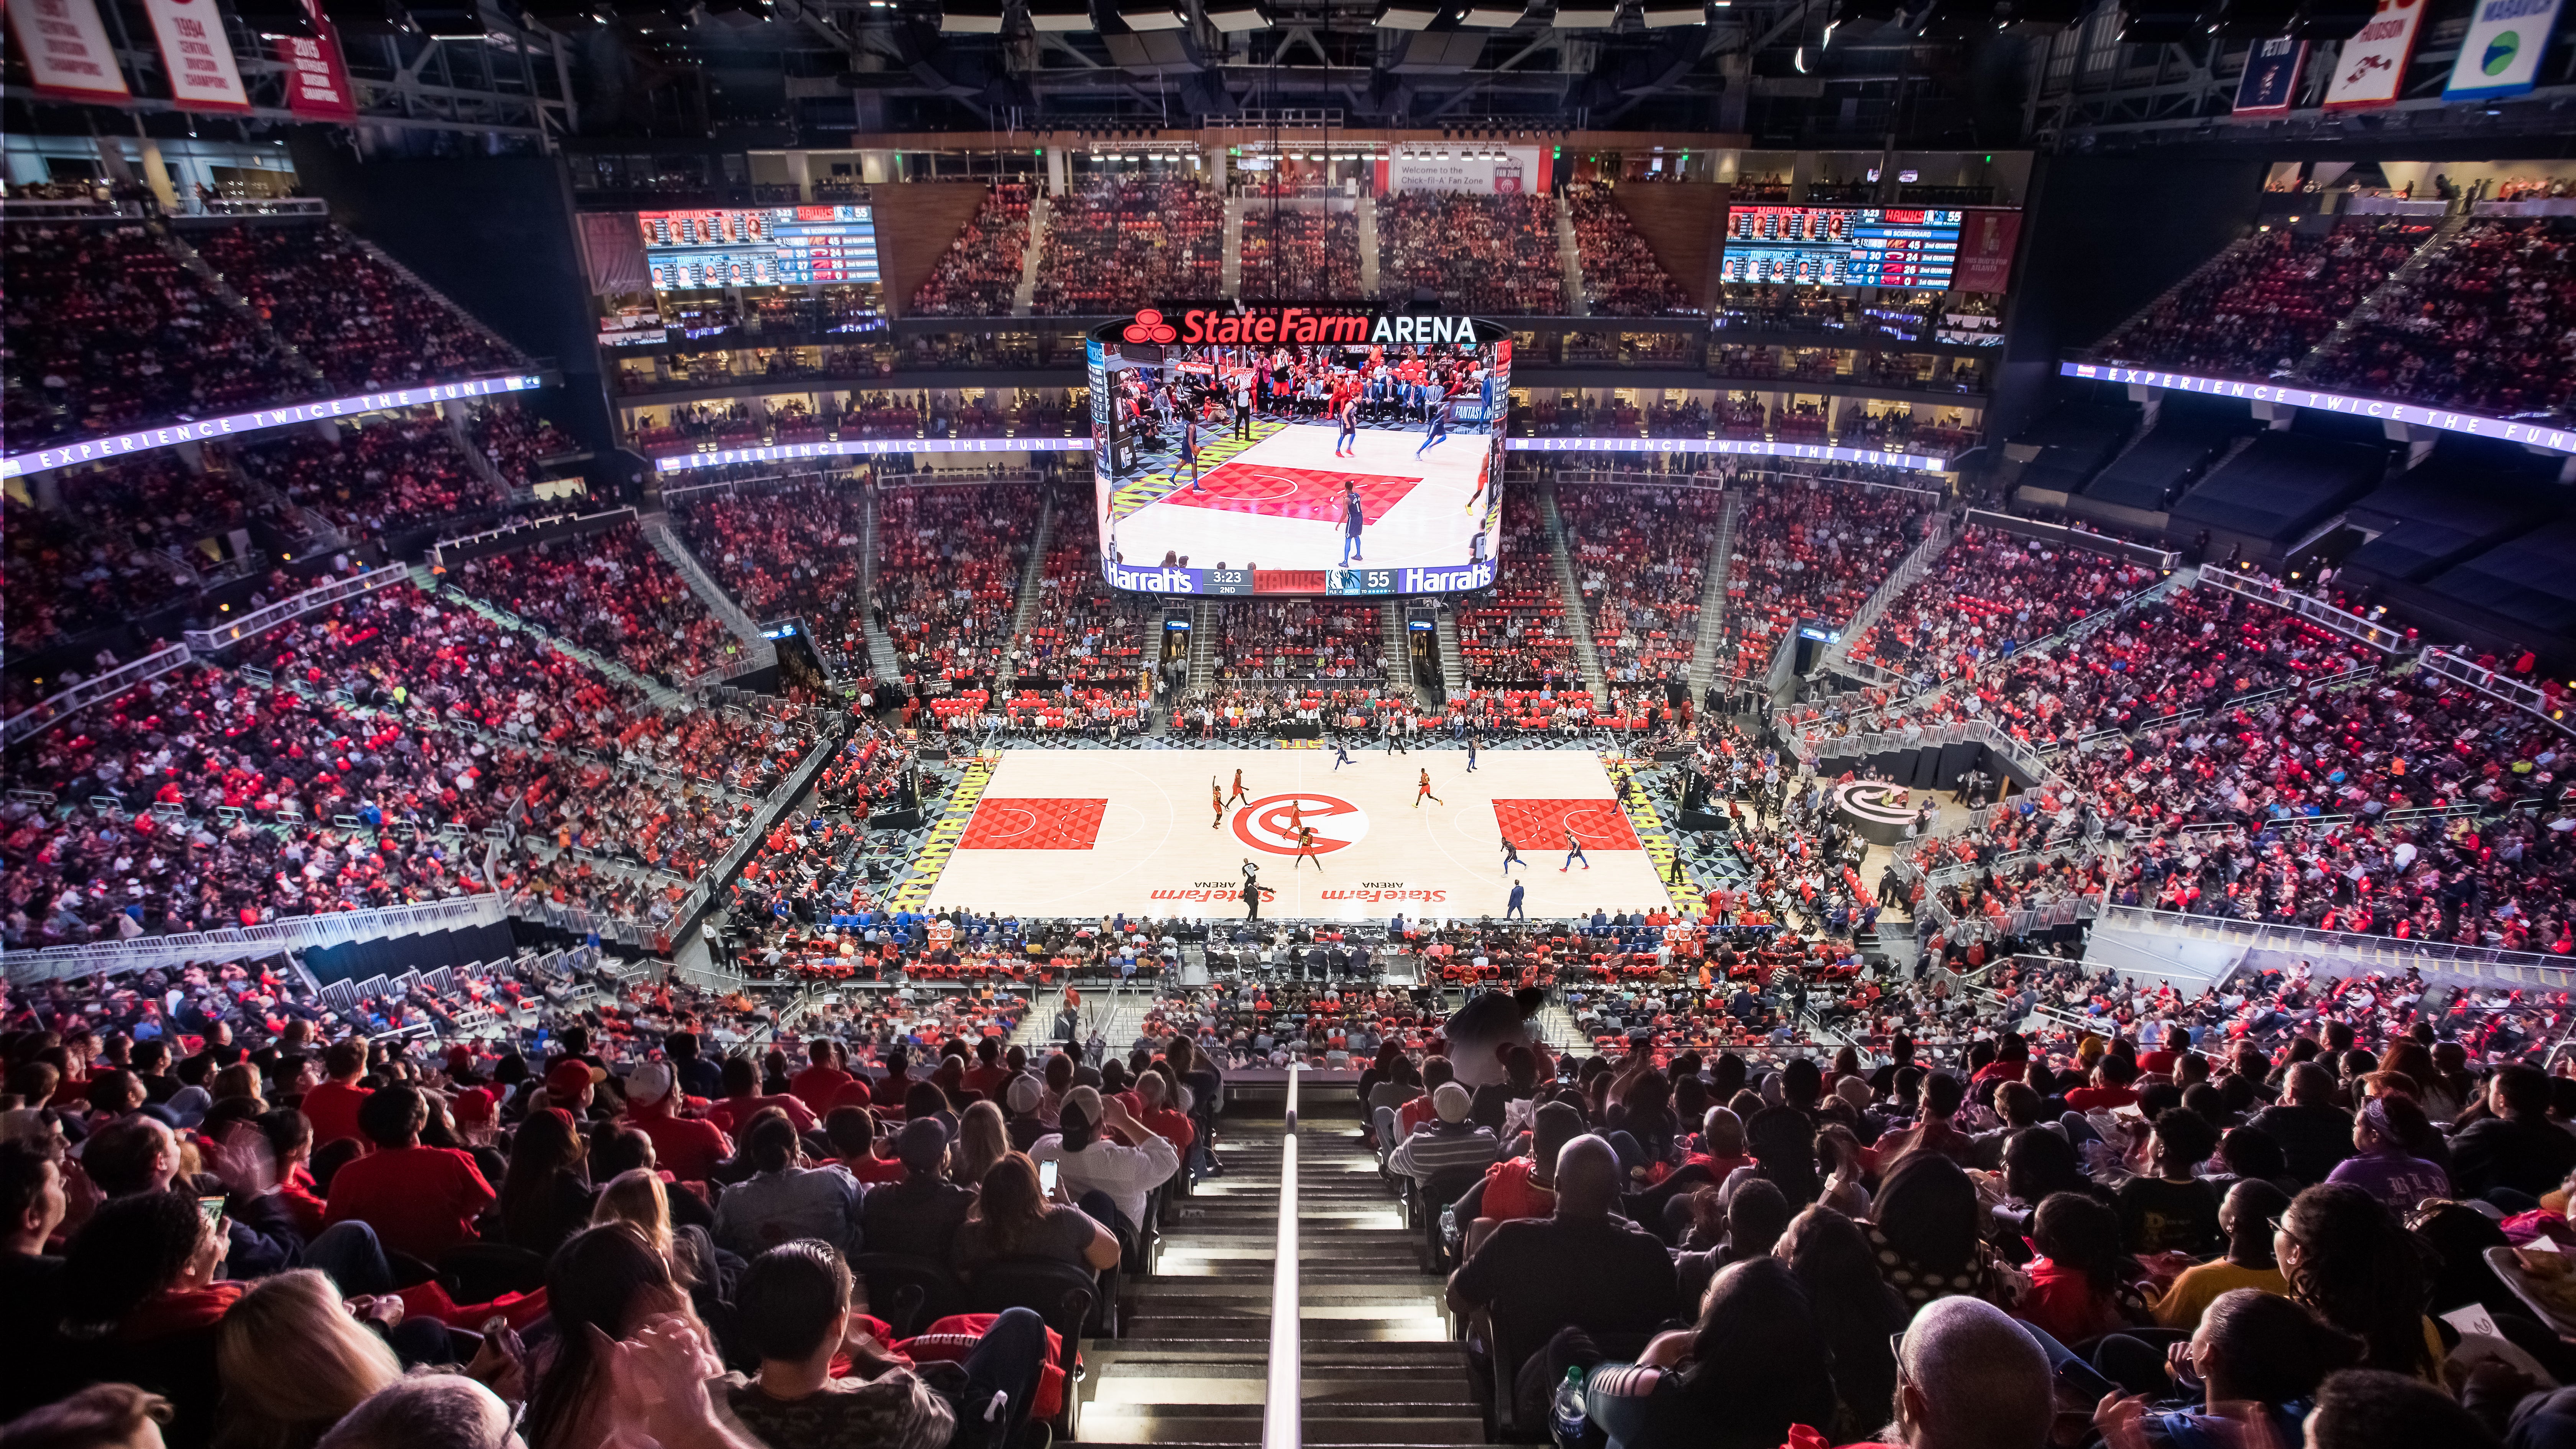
[1415,768,1443,808]
[1212,777,1227,830]
[1415,389,1453,459]
[1228,769,1250,806]
[1293,824,1323,872]
[1561,827,1590,872]
[1334,388,1359,458]
[1182,406,1204,493]
[1331,735,1355,769]
[1500,832,1525,874]
[1339,480,1366,567]
[1465,734,1479,772]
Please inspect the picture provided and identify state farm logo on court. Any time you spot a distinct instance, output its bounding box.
[1232,792,1370,854]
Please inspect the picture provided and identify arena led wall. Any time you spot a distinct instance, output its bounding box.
[1089,304,1511,597]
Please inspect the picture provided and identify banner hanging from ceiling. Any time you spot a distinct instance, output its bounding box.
[276,0,357,121]
[3,0,130,103]
[141,0,253,113]
[2322,0,2427,110]
[2443,0,2563,100]
[2233,37,2306,117]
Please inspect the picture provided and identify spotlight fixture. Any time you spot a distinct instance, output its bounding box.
[941,0,1004,31]
[1373,0,1439,25]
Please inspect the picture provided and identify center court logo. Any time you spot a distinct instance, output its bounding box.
[1232,792,1370,854]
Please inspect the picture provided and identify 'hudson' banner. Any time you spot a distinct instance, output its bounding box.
[2234,37,2306,117]
[277,0,357,120]
[142,0,253,113]
[2323,0,2426,109]
[2444,0,2563,99]
[3,0,130,102]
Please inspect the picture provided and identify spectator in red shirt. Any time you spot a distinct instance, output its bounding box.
[822,1106,907,1185]
[256,1107,329,1239]
[787,1041,855,1119]
[960,1038,1013,1102]
[299,1041,373,1148]
[1122,1070,1195,1153]
[322,1085,496,1262]
[619,1063,731,1184]
[2136,1026,2191,1079]
[703,1056,818,1138]
[2064,1055,2143,1115]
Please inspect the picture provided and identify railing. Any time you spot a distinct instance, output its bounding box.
[183,566,413,654]
[1263,1064,1303,1449]
[1960,508,2181,570]
[1819,512,1955,672]
[3,644,195,746]
[2193,568,2413,654]
[2,893,510,983]
[195,197,330,217]
[427,506,636,569]
[2419,647,2576,737]
[0,197,144,219]
[2095,903,2576,988]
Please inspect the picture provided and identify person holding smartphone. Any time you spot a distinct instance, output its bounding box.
[955,1153,1120,1275]
[1026,1087,1179,1249]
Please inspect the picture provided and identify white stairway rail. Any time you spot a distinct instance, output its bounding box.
[1817,512,1957,673]
[643,513,774,649]
[1686,492,1741,698]
[1262,1065,1303,1449]
[3,893,511,983]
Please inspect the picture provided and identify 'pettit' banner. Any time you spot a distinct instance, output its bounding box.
[2233,37,2305,117]
[142,0,252,113]
[3,0,129,102]
[2323,0,2427,109]
[2444,0,2563,100]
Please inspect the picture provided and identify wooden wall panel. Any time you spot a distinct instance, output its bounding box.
[873,182,992,318]
[1606,182,1730,310]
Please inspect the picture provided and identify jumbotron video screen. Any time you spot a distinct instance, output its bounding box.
[1090,304,1509,597]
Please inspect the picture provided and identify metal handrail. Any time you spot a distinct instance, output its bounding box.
[1263,1065,1303,1449]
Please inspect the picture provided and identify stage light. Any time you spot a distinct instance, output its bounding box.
[1202,0,1269,26]
[1117,0,1186,29]
[1639,0,1706,23]
[1028,0,1092,30]
[1373,0,1440,26]
[941,0,1004,31]
[1459,0,1527,22]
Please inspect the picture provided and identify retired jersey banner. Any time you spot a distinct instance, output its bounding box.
[142,0,253,113]
[2233,37,2305,117]
[4,0,130,102]
[1950,209,2022,294]
[2323,0,2427,109]
[276,0,356,120]
[2444,0,2563,99]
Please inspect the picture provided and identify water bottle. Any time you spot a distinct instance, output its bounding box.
[1551,1367,1588,1449]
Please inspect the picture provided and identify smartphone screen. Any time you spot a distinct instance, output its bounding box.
[1038,1160,1061,1195]
[198,1195,227,1230]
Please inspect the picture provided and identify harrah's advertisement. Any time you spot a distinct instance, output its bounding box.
[1089,304,1509,597]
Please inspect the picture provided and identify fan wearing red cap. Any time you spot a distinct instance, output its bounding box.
[542,1058,604,1115]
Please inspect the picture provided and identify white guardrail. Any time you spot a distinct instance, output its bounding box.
[2,644,195,746]
[1263,1065,1303,1449]
[183,565,414,654]
[2,893,510,983]
[2095,904,2576,991]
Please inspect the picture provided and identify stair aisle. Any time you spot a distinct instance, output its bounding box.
[1078,1092,1495,1449]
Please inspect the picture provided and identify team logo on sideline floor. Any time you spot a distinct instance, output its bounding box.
[1834,780,1916,826]
[1232,792,1369,854]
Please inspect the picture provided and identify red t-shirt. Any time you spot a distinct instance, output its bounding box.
[1480,1155,1555,1222]
[705,1092,818,1137]
[301,1080,374,1146]
[2137,1050,2180,1076]
[324,1144,496,1260]
[277,1168,330,1239]
[2065,1085,2141,1114]
[843,1154,908,1185]
[631,1104,732,1183]
[961,1064,1012,1100]
[789,1065,857,1114]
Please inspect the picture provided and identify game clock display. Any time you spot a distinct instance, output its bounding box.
[1718,206,1966,288]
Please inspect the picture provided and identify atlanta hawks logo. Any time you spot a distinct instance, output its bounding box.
[1833,780,1916,826]
[1232,792,1370,855]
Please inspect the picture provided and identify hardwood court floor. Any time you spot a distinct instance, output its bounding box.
[922,748,1675,920]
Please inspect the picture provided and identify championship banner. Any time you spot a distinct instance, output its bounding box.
[2233,36,2305,117]
[142,0,252,113]
[2323,0,2426,110]
[2444,0,2563,99]
[1950,209,2021,294]
[276,0,356,120]
[3,0,130,103]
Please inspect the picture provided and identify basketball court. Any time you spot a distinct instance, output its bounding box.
[1102,419,1497,574]
[919,748,1677,920]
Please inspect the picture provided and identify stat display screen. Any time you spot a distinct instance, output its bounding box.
[637,205,879,291]
[1718,206,1965,288]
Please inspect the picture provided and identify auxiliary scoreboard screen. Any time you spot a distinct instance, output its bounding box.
[637,205,879,291]
[1718,205,1965,288]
